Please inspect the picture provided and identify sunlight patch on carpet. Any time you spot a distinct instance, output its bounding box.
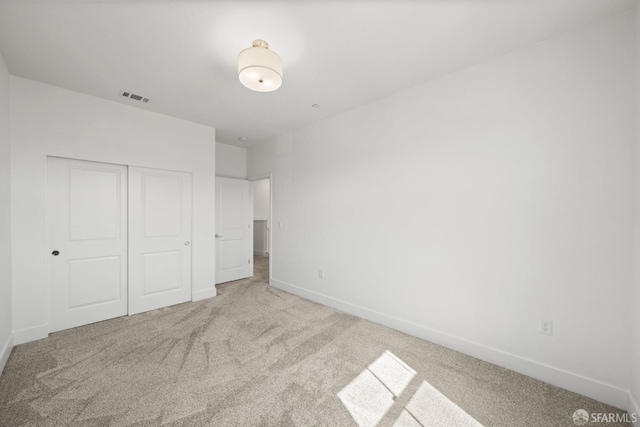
[396,380,483,427]
[338,350,483,427]
[338,351,416,427]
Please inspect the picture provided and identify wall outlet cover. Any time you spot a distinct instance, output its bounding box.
[539,319,553,336]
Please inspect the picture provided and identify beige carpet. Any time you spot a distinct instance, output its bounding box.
[0,256,631,426]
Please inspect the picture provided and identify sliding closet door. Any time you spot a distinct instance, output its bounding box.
[128,167,192,315]
[47,157,128,332]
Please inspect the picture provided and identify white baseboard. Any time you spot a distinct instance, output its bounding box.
[0,332,13,375]
[192,287,217,302]
[270,278,629,409]
[13,324,48,345]
[629,392,640,427]
[254,250,268,257]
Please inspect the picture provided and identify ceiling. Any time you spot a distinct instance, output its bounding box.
[0,0,635,148]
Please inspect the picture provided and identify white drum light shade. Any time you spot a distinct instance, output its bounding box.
[238,39,283,92]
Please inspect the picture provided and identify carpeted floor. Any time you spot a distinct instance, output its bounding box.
[0,256,631,426]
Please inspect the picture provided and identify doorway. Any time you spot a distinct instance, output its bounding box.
[249,175,272,281]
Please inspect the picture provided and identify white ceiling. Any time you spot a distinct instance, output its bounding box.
[0,0,635,147]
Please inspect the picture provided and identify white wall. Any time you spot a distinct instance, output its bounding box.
[631,3,640,424]
[0,51,13,373]
[11,77,216,344]
[216,142,246,179]
[253,178,270,221]
[253,221,268,256]
[248,14,634,408]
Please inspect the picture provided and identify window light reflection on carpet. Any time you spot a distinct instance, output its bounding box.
[337,350,483,427]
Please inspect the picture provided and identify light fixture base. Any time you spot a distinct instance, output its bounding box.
[252,39,269,49]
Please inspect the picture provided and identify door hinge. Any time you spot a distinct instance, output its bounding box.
[248,259,251,264]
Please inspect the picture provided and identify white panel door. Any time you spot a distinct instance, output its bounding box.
[47,157,128,332]
[129,167,192,315]
[215,177,253,284]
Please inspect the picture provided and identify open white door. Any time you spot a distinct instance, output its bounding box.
[47,157,128,332]
[215,177,253,284]
[129,167,192,315]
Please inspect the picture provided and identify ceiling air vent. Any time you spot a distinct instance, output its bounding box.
[119,90,150,103]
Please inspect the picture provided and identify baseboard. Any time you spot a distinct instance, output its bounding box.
[12,324,48,345]
[0,332,13,375]
[254,250,268,257]
[192,287,217,302]
[270,278,629,409]
[629,392,640,427]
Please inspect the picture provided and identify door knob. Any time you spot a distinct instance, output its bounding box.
[52,250,60,256]
[184,241,190,246]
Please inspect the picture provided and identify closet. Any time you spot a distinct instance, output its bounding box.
[47,157,192,332]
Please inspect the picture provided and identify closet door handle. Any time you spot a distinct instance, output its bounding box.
[52,250,60,256]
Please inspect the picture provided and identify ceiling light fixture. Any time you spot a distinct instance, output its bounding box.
[238,136,249,141]
[238,39,283,92]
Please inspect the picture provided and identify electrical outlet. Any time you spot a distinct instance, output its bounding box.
[319,269,324,279]
[539,319,553,336]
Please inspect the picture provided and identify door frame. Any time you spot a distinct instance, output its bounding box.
[247,173,273,283]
